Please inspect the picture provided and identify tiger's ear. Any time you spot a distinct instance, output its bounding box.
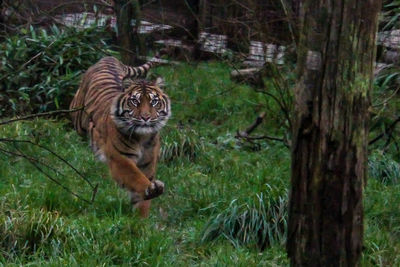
[153,76,166,89]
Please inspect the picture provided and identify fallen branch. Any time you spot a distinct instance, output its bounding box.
[230,68,261,78]
[243,135,285,142]
[137,55,180,65]
[235,112,288,147]
[236,112,266,137]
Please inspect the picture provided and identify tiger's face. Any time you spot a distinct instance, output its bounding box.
[112,80,170,135]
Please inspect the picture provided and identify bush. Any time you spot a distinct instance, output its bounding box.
[201,192,287,250]
[369,150,400,185]
[160,126,205,163]
[0,25,116,116]
[375,64,400,92]
[0,203,67,260]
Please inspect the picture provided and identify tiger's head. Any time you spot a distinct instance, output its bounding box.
[112,79,171,135]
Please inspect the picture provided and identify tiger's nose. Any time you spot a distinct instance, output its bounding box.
[141,114,151,121]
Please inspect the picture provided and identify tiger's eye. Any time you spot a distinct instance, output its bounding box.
[130,99,139,106]
[151,99,159,106]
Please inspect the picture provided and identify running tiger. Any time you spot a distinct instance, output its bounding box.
[70,56,171,217]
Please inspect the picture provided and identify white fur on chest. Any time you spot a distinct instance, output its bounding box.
[96,150,107,163]
[93,142,143,164]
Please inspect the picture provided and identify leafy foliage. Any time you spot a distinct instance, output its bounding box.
[381,0,400,30]
[0,25,115,116]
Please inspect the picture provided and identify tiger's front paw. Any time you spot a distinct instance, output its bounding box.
[144,180,164,200]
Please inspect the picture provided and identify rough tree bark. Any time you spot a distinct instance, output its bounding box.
[287,0,382,266]
[114,0,144,65]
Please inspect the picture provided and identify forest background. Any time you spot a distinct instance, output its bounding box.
[0,0,399,265]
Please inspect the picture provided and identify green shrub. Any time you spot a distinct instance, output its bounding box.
[160,126,205,162]
[369,150,400,185]
[0,203,67,260]
[374,64,400,92]
[371,63,400,159]
[0,25,116,116]
[201,192,287,250]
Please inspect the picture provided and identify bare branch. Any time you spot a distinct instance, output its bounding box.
[244,135,285,142]
[0,138,95,190]
[235,112,288,147]
[0,146,70,178]
[369,115,400,145]
[237,112,266,137]
[0,144,96,204]
[0,108,83,126]
[28,156,93,204]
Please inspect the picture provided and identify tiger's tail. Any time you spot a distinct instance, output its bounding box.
[122,49,167,79]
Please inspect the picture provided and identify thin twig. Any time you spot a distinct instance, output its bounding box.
[235,112,288,147]
[278,0,298,48]
[28,157,93,204]
[2,140,94,204]
[369,115,400,145]
[373,86,400,107]
[0,146,69,178]
[0,138,95,189]
[0,140,98,203]
[242,112,266,136]
[0,107,83,126]
[0,40,56,83]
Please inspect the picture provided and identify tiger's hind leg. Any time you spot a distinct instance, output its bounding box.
[89,121,106,162]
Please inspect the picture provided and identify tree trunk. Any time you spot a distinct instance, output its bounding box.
[291,0,301,17]
[185,0,204,59]
[114,0,144,65]
[287,1,382,266]
[185,0,200,41]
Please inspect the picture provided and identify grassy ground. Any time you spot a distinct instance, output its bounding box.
[0,62,399,266]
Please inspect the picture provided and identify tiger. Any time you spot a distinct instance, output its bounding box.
[70,56,171,217]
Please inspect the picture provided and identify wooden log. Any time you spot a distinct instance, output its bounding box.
[378,30,400,49]
[236,112,266,138]
[154,39,195,61]
[230,68,264,88]
[383,50,400,64]
[137,55,180,65]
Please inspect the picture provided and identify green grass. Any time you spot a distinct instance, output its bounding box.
[0,62,399,265]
